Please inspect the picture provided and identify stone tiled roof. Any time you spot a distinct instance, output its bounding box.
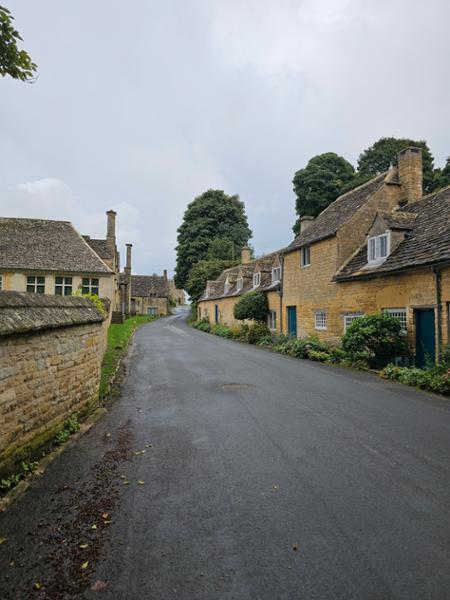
[377,211,417,230]
[336,185,450,280]
[0,291,105,336]
[286,173,387,252]
[130,275,169,297]
[82,236,113,260]
[0,218,112,274]
[199,252,282,301]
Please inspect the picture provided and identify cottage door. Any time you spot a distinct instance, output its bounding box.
[287,306,297,338]
[415,309,436,367]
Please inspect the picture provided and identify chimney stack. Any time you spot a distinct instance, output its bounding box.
[241,245,251,264]
[163,269,168,281]
[106,210,117,245]
[125,243,132,275]
[397,147,423,204]
[299,215,314,235]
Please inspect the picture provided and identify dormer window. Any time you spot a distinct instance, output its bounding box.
[253,272,261,287]
[368,233,390,264]
[272,266,281,283]
[236,277,243,291]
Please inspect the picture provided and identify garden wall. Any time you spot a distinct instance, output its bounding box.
[0,292,107,475]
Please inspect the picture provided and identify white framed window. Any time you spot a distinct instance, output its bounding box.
[301,245,311,267]
[55,276,73,296]
[343,313,364,332]
[368,233,390,264]
[272,266,281,283]
[383,308,407,334]
[82,277,99,295]
[203,308,208,318]
[315,310,327,330]
[147,307,158,316]
[27,275,45,294]
[236,277,243,291]
[267,310,277,331]
[0,274,2,290]
[253,272,261,287]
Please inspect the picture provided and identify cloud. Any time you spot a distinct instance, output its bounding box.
[1,0,449,277]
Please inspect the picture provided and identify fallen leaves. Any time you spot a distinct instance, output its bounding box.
[101,513,109,520]
[81,561,89,570]
[91,580,108,591]
[79,543,89,549]
[134,450,146,456]
[138,480,145,485]
[0,537,7,544]
[292,544,299,551]
[91,524,97,530]
[122,480,130,485]
[34,581,44,590]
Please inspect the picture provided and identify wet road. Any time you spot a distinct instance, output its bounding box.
[1,309,450,599]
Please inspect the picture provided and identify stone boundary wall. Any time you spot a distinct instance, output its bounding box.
[0,292,107,475]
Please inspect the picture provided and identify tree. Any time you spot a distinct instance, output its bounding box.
[174,189,252,288]
[185,258,236,304]
[292,153,355,234]
[0,5,37,81]
[357,137,435,194]
[233,291,268,322]
[433,157,450,191]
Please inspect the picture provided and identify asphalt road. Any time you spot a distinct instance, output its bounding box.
[1,308,450,600]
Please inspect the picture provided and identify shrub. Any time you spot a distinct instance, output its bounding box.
[326,347,347,363]
[273,335,330,359]
[247,322,270,345]
[256,335,274,347]
[233,291,268,322]
[380,363,450,395]
[211,324,233,338]
[442,344,450,367]
[342,313,407,366]
[193,318,211,332]
[308,349,331,362]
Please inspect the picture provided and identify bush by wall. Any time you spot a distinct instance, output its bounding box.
[233,291,268,322]
[380,363,450,395]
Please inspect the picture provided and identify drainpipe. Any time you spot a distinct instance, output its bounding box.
[279,254,285,334]
[433,266,442,363]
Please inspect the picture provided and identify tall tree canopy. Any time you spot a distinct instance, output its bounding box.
[0,5,37,81]
[174,189,251,289]
[357,137,435,193]
[292,153,355,234]
[185,258,237,304]
[433,156,450,191]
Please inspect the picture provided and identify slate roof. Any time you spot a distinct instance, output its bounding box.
[286,173,387,252]
[0,291,105,336]
[377,211,417,230]
[199,252,282,301]
[0,218,112,274]
[130,275,169,297]
[82,236,113,260]
[336,185,450,280]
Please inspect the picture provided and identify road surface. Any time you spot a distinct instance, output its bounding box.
[1,308,450,599]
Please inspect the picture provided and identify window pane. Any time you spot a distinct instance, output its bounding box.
[379,235,387,257]
[26,285,35,293]
[37,286,45,294]
[64,287,72,296]
[82,278,89,286]
[27,276,35,284]
[91,287,99,295]
[65,277,72,284]
[55,286,62,295]
[368,238,375,261]
[55,277,63,285]
[82,287,89,295]
[37,277,45,284]
[91,278,99,286]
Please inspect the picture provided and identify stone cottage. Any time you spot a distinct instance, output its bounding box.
[128,271,171,316]
[197,148,450,365]
[0,214,116,309]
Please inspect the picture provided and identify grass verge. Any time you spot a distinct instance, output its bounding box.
[99,315,159,400]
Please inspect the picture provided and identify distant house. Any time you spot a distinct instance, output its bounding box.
[129,271,170,316]
[0,214,116,309]
[168,279,186,305]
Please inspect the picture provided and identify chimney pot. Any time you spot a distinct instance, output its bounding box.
[125,243,132,272]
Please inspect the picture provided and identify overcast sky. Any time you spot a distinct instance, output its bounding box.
[1,1,449,277]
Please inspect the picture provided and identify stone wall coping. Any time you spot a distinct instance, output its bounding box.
[0,291,106,336]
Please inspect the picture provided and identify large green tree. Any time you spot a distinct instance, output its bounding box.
[357,137,435,193]
[174,189,251,288]
[185,258,236,304]
[433,156,450,191]
[0,5,37,81]
[292,153,355,234]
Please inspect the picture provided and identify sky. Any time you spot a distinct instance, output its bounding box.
[1,0,449,277]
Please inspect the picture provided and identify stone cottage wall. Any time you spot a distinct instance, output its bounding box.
[0,292,107,474]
